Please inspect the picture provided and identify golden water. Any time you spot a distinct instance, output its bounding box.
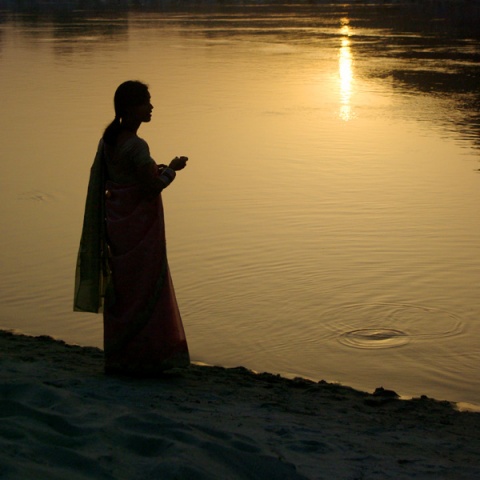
[0,5,479,405]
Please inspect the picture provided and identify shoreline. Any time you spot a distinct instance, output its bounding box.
[1,329,480,479]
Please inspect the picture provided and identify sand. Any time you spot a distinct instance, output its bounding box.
[1,329,479,479]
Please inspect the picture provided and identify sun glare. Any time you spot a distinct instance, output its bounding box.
[338,19,354,121]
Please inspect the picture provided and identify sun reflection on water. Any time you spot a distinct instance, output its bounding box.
[338,20,354,121]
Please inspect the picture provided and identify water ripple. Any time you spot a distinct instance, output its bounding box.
[18,190,57,202]
[324,303,464,350]
[339,328,409,349]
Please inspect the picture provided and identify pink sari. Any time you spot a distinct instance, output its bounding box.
[103,180,189,375]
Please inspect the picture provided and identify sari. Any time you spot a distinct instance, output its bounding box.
[74,139,190,375]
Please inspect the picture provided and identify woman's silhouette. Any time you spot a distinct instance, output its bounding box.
[75,80,190,375]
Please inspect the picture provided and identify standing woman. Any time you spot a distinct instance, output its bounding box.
[74,80,190,375]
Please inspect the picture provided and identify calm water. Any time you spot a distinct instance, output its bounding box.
[1,3,479,406]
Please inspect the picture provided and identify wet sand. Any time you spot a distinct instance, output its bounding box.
[1,329,479,479]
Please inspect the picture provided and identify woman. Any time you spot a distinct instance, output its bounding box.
[74,80,190,375]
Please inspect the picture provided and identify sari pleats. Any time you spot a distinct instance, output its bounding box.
[103,180,189,375]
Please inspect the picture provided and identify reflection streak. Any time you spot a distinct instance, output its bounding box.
[339,21,354,121]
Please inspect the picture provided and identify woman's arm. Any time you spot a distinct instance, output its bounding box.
[136,156,188,198]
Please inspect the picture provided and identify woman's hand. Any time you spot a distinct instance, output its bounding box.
[169,156,188,171]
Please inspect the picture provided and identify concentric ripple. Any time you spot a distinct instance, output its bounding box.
[18,190,56,202]
[325,303,464,350]
[339,328,409,349]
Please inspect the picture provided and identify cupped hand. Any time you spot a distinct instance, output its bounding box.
[169,156,189,171]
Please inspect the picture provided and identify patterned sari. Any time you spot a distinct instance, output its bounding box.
[74,140,190,375]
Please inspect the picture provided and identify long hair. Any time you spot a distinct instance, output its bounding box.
[102,80,150,146]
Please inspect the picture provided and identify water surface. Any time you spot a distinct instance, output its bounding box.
[0,3,479,406]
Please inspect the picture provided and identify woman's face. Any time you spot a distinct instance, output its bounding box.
[130,94,153,123]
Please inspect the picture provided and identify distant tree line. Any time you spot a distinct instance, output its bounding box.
[1,0,479,15]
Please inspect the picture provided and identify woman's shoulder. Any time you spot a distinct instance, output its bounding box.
[119,135,153,169]
[120,135,150,154]
[125,135,149,146]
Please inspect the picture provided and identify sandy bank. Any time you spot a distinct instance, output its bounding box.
[1,329,479,479]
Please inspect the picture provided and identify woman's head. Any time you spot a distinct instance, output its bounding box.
[103,80,151,146]
[113,80,150,120]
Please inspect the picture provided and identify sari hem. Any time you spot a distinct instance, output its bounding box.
[104,348,190,377]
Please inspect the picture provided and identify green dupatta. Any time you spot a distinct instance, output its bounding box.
[74,139,110,313]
